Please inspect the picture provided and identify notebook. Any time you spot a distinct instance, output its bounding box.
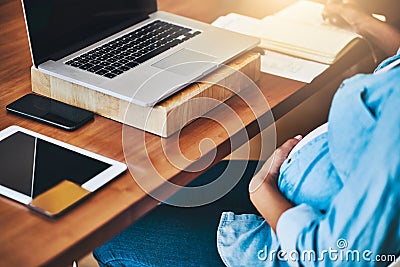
[212,0,360,64]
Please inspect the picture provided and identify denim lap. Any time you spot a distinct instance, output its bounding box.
[278,132,343,213]
[217,212,284,267]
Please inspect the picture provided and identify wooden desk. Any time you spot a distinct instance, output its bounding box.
[0,0,375,266]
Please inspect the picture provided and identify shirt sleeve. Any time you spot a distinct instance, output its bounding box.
[374,49,400,72]
[276,204,322,254]
[276,79,400,266]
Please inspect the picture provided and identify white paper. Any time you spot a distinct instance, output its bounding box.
[262,0,326,25]
[261,50,329,83]
[211,13,264,37]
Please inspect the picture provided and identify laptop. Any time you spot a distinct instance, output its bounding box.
[21,0,259,107]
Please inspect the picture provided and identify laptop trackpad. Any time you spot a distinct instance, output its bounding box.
[152,49,216,76]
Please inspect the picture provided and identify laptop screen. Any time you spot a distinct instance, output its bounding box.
[22,0,157,67]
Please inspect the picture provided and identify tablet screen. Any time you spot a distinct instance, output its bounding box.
[0,131,110,198]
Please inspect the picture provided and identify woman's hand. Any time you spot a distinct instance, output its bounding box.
[249,135,302,192]
[322,1,371,33]
[266,135,302,184]
[249,136,302,232]
[322,1,400,56]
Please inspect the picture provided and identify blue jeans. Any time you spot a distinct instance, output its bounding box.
[93,160,261,267]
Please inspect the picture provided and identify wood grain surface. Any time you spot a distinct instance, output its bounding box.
[0,0,374,266]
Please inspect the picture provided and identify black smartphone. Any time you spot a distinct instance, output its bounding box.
[6,94,94,131]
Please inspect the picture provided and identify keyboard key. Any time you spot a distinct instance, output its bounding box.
[133,51,144,57]
[76,58,89,64]
[111,69,123,75]
[111,62,123,67]
[104,66,115,71]
[68,61,83,67]
[88,65,103,72]
[119,65,131,71]
[86,54,97,60]
[113,55,124,59]
[95,69,108,75]
[141,47,153,53]
[79,63,94,70]
[121,51,131,57]
[107,50,119,55]
[114,47,124,53]
[97,55,110,61]
[126,62,139,68]
[104,72,117,78]
[119,59,129,64]
[167,40,180,47]
[190,30,202,36]
[106,57,118,63]
[135,45,170,63]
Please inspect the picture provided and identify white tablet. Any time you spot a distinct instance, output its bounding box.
[0,126,126,216]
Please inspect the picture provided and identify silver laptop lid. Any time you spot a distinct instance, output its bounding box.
[21,0,158,67]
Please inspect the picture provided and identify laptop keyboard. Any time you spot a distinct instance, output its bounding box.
[65,20,201,79]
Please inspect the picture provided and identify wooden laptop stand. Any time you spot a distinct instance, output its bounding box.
[31,52,260,137]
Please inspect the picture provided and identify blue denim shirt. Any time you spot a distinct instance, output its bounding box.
[217,51,400,266]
